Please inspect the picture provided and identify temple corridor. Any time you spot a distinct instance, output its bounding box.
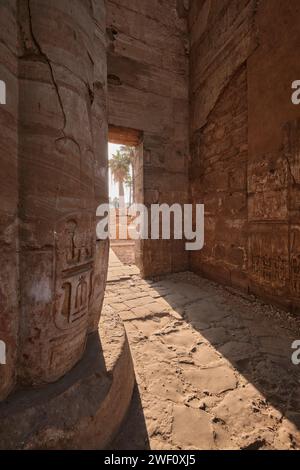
[2,0,300,452]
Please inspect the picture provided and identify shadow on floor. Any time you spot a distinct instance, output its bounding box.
[109,384,150,450]
[148,276,300,439]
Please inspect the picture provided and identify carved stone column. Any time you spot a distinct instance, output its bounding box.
[16,0,109,385]
[0,0,19,400]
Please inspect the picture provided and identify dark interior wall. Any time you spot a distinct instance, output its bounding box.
[189,0,300,311]
[106,0,190,276]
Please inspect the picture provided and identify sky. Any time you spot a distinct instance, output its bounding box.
[108,142,131,203]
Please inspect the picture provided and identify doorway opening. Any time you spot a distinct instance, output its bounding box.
[108,125,143,269]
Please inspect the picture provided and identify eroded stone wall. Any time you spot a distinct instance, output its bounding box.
[106,0,190,276]
[190,65,248,290]
[189,0,300,311]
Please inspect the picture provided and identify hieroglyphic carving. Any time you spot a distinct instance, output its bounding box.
[252,254,288,284]
[249,227,289,289]
[285,121,300,298]
[291,255,300,296]
[284,120,300,218]
[283,119,300,185]
[55,217,95,330]
[49,214,96,376]
[290,228,300,298]
[248,155,288,221]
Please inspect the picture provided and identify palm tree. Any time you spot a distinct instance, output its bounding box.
[109,150,130,208]
[125,173,133,206]
[120,145,136,202]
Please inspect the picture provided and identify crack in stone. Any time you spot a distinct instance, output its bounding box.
[26,0,67,135]
[0,38,17,57]
[123,311,171,323]
[23,0,93,211]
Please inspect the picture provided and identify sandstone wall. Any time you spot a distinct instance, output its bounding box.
[0,0,109,398]
[189,0,300,311]
[190,65,248,290]
[106,0,190,276]
[0,0,19,399]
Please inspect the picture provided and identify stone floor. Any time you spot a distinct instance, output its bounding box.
[106,249,139,282]
[110,240,136,265]
[105,250,300,450]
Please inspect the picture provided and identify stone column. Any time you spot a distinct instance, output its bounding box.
[0,1,135,449]
[0,0,19,400]
[16,0,108,385]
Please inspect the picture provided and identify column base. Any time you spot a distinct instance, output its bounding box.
[0,309,135,449]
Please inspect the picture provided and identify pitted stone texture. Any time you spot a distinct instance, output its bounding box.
[108,253,300,450]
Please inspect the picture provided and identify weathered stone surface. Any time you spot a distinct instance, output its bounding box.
[190,65,249,294]
[189,0,300,311]
[218,341,256,363]
[0,308,135,450]
[172,405,215,449]
[107,255,300,450]
[183,365,238,395]
[192,343,222,366]
[185,299,230,324]
[213,385,272,437]
[17,0,109,385]
[189,0,258,131]
[201,327,231,347]
[274,416,300,450]
[0,0,19,400]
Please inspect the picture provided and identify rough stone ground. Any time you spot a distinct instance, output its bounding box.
[105,251,300,450]
[111,240,136,265]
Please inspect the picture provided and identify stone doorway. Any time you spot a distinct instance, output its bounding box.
[108,125,143,270]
